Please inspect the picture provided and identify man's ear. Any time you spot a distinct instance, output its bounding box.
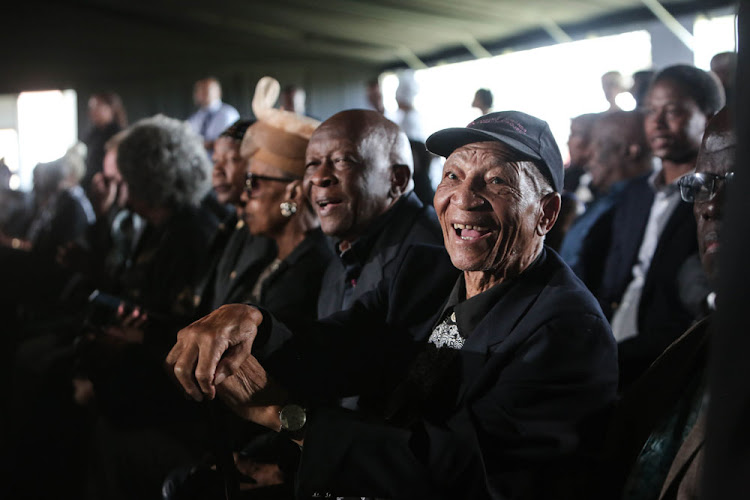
[536,192,561,236]
[626,143,642,161]
[389,164,411,198]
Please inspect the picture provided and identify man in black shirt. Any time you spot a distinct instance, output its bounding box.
[305,109,442,316]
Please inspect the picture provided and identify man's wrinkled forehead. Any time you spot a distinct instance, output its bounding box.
[703,130,736,154]
[697,130,735,174]
[309,116,390,161]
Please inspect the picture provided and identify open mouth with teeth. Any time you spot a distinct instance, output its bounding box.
[453,223,492,241]
[316,198,343,215]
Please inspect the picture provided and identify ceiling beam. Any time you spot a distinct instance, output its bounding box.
[462,36,493,59]
[640,0,696,51]
[541,18,573,44]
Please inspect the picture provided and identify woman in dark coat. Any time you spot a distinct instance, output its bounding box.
[238,87,333,327]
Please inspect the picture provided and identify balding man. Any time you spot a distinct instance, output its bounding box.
[305,109,442,317]
[167,111,617,499]
[187,77,240,154]
[560,111,652,289]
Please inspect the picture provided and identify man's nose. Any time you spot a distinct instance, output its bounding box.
[452,178,485,209]
[700,186,725,220]
[308,160,336,188]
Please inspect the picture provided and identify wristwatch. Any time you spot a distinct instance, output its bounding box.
[279,404,307,436]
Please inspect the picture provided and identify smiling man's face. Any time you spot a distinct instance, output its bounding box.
[303,111,395,243]
[434,141,550,282]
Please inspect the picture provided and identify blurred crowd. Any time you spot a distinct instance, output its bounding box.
[0,49,739,500]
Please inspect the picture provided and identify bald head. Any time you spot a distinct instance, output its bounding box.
[588,111,651,193]
[710,52,737,90]
[315,109,413,169]
[304,109,414,242]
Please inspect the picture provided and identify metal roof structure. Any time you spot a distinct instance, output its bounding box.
[4,0,735,90]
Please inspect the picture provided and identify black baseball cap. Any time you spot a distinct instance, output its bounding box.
[426,110,564,193]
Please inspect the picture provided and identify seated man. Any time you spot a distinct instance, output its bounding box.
[167,111,618,499]
[560,110,653,290]
[602,106,733,500]
[597,65,724,389]
[306,109,443,317]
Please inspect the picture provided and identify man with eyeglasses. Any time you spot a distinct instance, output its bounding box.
[599,106,733,500]
[597,64,725,390]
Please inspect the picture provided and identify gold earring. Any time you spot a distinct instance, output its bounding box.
[280,201,297,217]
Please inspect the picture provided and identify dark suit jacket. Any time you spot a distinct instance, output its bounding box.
[193,214,276,316]
[597,175,698,388]
[256,245,618,499]
[317,191,443,317]
[597,317,710,499]
[256,228,334,327]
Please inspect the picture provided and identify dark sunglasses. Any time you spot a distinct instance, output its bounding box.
[678,171,734,203]
[244,172,298,192]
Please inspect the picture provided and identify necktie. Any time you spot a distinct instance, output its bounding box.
[199,110,215,138]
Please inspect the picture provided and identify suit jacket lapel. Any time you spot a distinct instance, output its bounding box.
[658,412,706,500]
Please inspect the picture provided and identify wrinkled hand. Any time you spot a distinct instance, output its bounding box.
[166,304,264,402]
[216,355,287,429]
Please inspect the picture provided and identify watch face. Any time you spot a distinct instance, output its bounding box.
[280,404,306,432]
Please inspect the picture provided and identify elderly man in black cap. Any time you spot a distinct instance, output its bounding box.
[166,111,618,500]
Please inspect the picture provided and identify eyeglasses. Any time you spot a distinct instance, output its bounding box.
[244,172,298,192]
[678,172,734,203]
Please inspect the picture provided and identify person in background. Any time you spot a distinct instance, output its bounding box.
[564,112,599,199]
[0,143,95,313]
[631,70,656,111]
[471,88,493,116]
[559,111,652,290]
[598,64,724,390]
[365,78,385,114]
[192,119,277,317]
[602,71,626,113]
[393,69,426,142]
[187,77,240,155]
[81,92,127,198]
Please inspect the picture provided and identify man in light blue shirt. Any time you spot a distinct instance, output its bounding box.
[187,77,240,156]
